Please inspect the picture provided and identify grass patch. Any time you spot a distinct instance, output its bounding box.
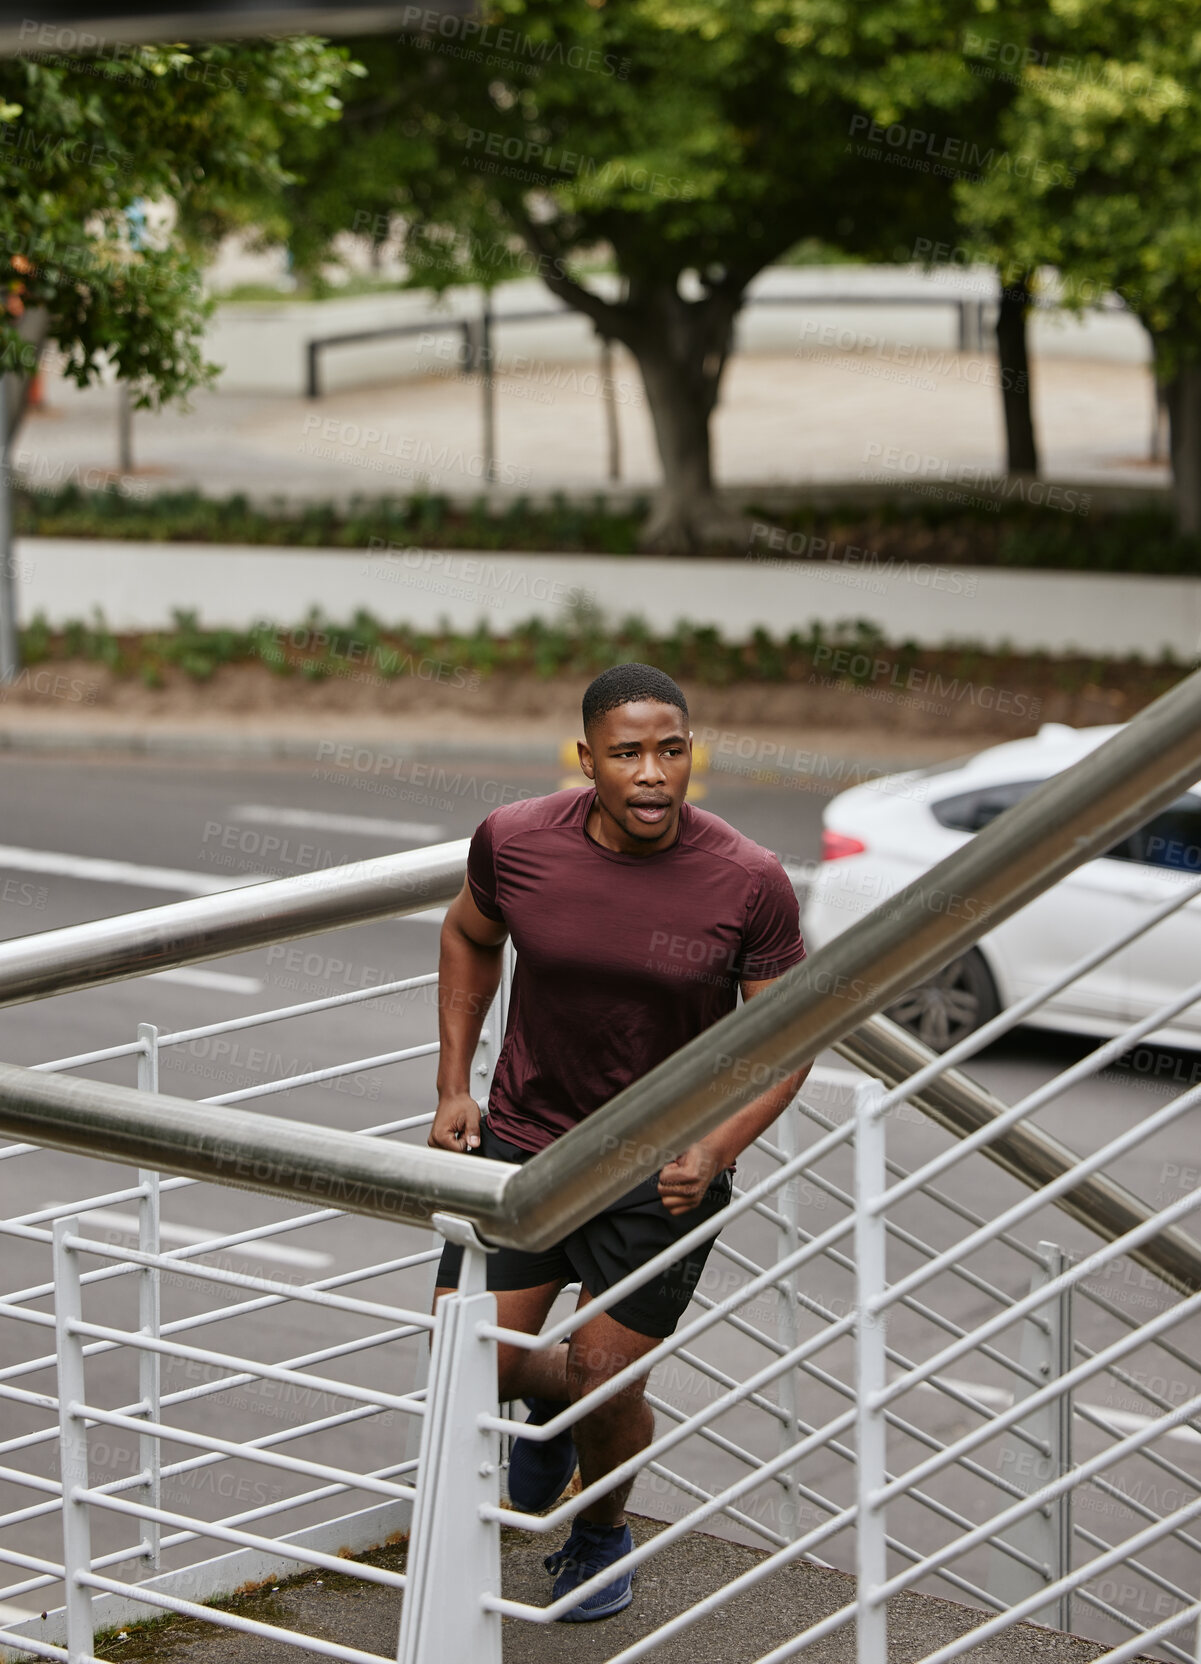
[15,606,1189,711]
[92,1534,409,1662]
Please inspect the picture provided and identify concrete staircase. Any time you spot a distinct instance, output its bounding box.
[85,1518,1135,1664]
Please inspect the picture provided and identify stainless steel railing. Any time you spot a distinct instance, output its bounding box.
[3,665,1201,1267]
[0,840,469,1007]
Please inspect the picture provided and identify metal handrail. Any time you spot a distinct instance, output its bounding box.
[2,667,1201,1266]
[0,840,469,1007]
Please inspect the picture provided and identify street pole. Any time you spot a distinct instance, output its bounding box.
[480,292,495,484]
[601,338,621,482]
[118,382,133,476]
[0,374,18,684]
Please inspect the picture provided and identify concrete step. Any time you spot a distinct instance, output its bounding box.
[89,1517,1135,1664]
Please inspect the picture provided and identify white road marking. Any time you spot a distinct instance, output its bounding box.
[147,968,264,994]
[0,1603,36,1626]
[0,844,264,896]
[230,804,444,842]
[925,1377,1201,1447]
[0,843,443,927]
[51,1207,333,1269]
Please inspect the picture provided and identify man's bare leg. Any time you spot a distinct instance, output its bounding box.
[566,1297,659,1528]
[433,1281,567,1401]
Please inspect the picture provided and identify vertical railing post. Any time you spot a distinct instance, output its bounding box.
[986,1239,1074,1629]
[855,1078,889,1664]
[776,1097,802,1541]
[54,1217,95,1664]
[136,1023,162,1571]
[1046,1243,1074,1633]
[397,1215,501,1664]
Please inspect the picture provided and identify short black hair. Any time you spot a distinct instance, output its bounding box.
[582,662,688,737]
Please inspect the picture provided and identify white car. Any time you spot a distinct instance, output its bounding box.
[803,723,1201,1053]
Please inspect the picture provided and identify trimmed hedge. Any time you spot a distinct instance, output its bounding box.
[11,484,1201,576]
[17,607,1187,698]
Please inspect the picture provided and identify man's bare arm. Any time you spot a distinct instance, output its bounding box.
[657,974,812,1216]
[428,880,509,1153]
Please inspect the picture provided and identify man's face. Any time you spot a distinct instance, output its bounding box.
[578,699,693,854]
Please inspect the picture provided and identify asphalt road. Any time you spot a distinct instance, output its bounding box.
[0,752,1196,1654]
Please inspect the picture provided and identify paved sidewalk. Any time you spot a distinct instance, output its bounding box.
[0,707,974,775]
[16,347,1164,505]
[87,1516,1129,1664]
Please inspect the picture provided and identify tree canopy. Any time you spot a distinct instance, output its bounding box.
[277,0,999,546]
[952,0,1201,525]
[0,37,350,433]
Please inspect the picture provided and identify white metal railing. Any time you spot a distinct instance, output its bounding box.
[4,665,1201,1662]
[0,964,467,1663]
[1,880,1200,1662]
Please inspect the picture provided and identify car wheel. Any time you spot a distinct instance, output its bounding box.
[885,948,1000,1054]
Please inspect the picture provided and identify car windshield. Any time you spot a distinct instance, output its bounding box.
[932,777,1201,869]
[931,779,1046,833]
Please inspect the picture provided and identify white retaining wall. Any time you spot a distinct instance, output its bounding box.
[13,539,1197,659]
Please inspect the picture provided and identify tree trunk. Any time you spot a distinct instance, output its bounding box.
[516,213,756,549]
[0,306,49,681]
[634,348,725,550]
[1166,362,1201,536]
[996,272,1038,477]
[617,281,747,550]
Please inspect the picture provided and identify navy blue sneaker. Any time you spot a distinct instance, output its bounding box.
[506,1397,578,1513]
[545,1520,634,1621]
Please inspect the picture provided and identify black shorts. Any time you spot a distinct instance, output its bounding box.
[435,1122,732,1339]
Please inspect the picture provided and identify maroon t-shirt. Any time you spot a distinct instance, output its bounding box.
[467,788,806,1153]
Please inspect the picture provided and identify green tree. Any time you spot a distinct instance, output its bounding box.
[955,3,1201,530]
[779,0,1074,477]
[280,2,991,550]
[1,38,349,427]
[0,36,351,672]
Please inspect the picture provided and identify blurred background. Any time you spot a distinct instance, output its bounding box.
[0,0,1195,768]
